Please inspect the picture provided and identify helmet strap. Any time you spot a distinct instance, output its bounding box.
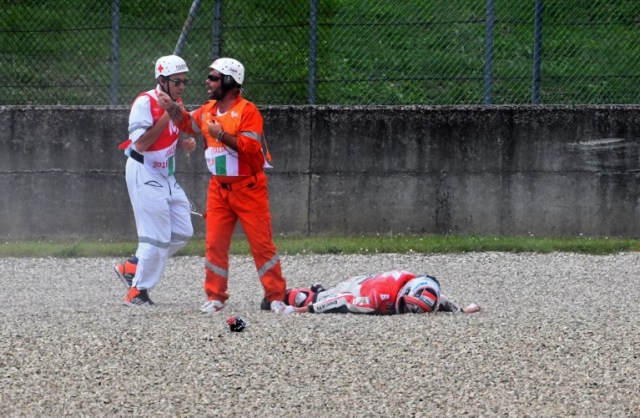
[160,76,175,101]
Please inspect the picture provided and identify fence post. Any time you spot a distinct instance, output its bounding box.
[308,0,318,105]
[532,0,544,104]
[174,0,203,56]
[110,0,120,105]
[483,0,494,104]
[212,0,223,60]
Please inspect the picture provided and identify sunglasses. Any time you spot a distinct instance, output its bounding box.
[207,75,222,82]
[167,77,190,87]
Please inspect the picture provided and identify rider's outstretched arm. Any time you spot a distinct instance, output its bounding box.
[439,295,481,314]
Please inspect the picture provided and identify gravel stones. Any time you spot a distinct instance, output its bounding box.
[0,253,638,416]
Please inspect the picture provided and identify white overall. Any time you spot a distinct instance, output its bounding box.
[125,87,193,291]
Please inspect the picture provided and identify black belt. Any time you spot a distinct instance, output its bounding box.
[129,149,144,164]
[218,174,259,190]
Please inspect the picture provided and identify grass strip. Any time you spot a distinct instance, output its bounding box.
[1,235,638,258]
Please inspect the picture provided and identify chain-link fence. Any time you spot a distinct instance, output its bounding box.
[2,0,639,106]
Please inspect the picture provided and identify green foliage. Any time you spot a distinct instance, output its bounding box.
[1,0,639,105]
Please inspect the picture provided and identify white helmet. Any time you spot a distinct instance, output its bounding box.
[155,55,189,79]
[209,57,245,86]
[395,276,441,314]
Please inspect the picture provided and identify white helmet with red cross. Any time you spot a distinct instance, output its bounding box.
[155,55,189,79]
[395,275,442,314]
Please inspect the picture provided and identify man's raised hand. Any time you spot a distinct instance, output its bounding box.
[157,91,173,110]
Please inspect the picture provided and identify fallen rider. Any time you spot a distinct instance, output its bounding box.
[283,270,480,315]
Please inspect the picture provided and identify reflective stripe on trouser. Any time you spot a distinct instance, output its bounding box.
[125,158,193,290]
[203,172,286,303]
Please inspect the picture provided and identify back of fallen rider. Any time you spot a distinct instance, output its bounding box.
[114,55,195,306]
[284,271,481,315]
[158,57,290,315]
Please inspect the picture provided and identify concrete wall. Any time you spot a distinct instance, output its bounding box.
[1,105,639,240]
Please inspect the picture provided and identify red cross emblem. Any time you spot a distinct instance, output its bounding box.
[157,64,164,73]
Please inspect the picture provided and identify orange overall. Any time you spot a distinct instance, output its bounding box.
[178,96,286,304]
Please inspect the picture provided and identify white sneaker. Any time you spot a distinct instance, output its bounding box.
[200,299,225,314]
[270,300,295,315]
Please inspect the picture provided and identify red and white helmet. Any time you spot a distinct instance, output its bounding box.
[155,55,189,79]
[209,57,245,86]
[395,276,441,314]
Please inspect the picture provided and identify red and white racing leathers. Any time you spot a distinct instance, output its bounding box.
[309,271,417,314]
[307,270,462,314]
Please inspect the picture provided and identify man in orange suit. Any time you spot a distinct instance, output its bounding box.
[157,57,289,314]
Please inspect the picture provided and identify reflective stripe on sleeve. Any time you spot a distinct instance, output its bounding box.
[240,131,263,142]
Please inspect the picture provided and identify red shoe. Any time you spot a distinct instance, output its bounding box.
[114,256,138,288]
[124,287,154,307]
